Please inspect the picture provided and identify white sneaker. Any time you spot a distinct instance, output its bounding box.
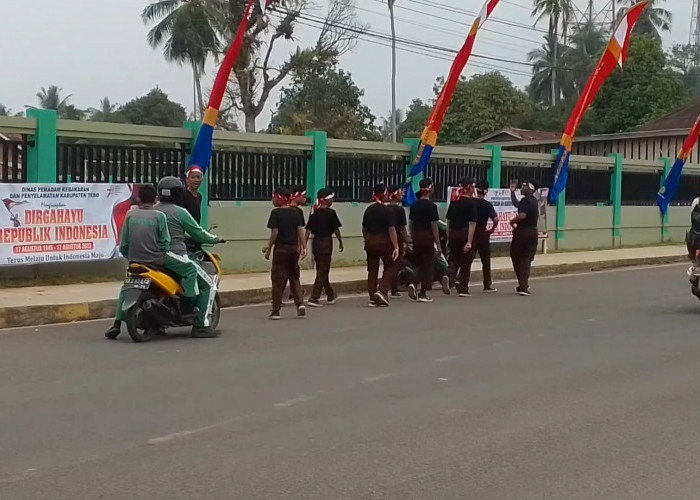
[408,283,418,301]
[418,295,433,303]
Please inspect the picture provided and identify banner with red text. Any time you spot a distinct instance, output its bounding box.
[447,187,548,243]
[0,183,141,266]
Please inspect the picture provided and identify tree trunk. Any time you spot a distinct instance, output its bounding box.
[245,113,256,132]
[192,61,205,119]
[550,18,558,107]
[389,1,397,143]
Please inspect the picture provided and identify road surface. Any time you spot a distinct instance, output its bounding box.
[2,265,700,499]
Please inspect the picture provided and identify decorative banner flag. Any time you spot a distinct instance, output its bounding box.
[549,0,649,203]
[403,0,501,205]
[187,0,274,176]
[657,113,700,214]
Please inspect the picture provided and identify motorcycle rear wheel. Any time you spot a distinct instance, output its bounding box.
[126,293,156,343]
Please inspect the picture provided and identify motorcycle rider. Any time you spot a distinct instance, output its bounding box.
[155,176,224,338]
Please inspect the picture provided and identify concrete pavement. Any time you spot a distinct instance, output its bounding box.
[0,245,688,329]
[2,264,700,498]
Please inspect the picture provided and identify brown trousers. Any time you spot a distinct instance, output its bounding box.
[391,232,406,294]
[411,230,435,294]
[311,236,334,300]
[447,228,472,294]
[365,233,396,299]
[462,228,493,292]
[271,244,304,313]
[510,226,538,291]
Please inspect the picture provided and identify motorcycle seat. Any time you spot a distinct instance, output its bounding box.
[128,262,182,281]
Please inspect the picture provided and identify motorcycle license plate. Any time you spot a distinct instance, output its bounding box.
[125,277,151,290]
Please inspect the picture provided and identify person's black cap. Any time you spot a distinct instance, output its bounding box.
[459,176,475,188]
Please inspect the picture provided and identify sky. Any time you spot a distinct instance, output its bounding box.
[0,0,693,130]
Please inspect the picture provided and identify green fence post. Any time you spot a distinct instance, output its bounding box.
[609,153,623,247]
[484,144,502,189]
[403,138,421,194]
[659,157,672,241]
[551,149,565,245]
[26,109,57,183]
[305,131,327,199]
[183,121,208,228]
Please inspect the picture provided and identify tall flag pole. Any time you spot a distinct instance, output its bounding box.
[403,0,501,205]
[549,0,649,203]
[657,113,700,214]
[187,0,274,176]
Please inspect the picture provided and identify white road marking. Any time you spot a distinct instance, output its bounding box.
[433,355,463,363]
[146,414,254,445]
[362,372,400,384]
[273,395,313,408]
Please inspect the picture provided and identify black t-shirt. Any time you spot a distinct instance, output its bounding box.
[410,198,439,231]
[362,203,396,235]
[389,204,407,229]
[267,207,305,245]
[294,206,306,228]
[517,195,539,228]
[474,198,498,229]
[183,190,202,224]
[446,198,477,230]
[306,208,342,237]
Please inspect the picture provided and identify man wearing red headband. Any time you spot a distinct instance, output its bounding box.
[362,183,400,307]
[263,187,307,319]
[466,179,499,293]
[184,166,204,224]
[305,188,343,307]
[408,178,442,302]
[444,177,477,296]
[387,185,411,297]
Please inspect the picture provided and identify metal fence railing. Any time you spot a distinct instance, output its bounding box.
[0,136,27,183]
[326,156,407,202]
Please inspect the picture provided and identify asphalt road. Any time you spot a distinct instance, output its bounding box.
[2,264,700,499]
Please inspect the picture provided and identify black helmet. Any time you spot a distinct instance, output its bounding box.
[157,176,185,206]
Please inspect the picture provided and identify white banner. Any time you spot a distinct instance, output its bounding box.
[0,183,140,266]
[447,187,549,243]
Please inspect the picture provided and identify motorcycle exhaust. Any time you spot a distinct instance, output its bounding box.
[142,299,174,326]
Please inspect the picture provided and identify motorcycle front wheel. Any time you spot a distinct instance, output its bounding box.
[125,292,156,343]
[209,293,221,330]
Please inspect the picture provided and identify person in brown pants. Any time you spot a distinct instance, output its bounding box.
[464,179,500,293]
[444,177,477,297]
[362,183,400,307]
[408,178,443,303]
[387,185,411,297]
[510,180,540,296]
[264,187,307,319]
[305,188,343,307]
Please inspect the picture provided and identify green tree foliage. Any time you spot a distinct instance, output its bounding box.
[668,43,700,97]
[398,99,431,140]
[591,35,688,133]
[0,105,23,117]
[114,88,187,127]
[268,65,378,140]
[29,86,84,119]
[439,72,532,144]
[88,97,118,122]
[617,0,672,42]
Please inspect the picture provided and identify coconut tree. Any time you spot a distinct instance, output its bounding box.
[528,34,575,105]
[532,0,573,105]
[142,0,223,118]
[88,97,118,122]
[388,0,398,142]
[616,0,672,41]
[561,22,608,96]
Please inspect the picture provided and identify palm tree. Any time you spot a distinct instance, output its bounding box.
[142,0,223,118]
[532,0,573,105]
[380,108,404,141]
[616,0,672,41]
[388,0,398,143]
[528,34,575,105]
[32,86,73,114]
[88,97,117,122]
[562,22,607,96]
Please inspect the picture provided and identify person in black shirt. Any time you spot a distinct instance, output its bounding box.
[509,179,540,296]
[287,185,308,302]
[408,178,442,302]
[468,179,499,293]
[305,188,343,307]
[387,185,411,297]
[362,183,400,307]
[184,166,204,224]
[444,177,477,296]
[264,187,307,319]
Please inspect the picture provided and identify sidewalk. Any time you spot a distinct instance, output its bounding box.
[0,246,687,329]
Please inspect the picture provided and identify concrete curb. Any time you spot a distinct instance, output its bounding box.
[0,254,687,330]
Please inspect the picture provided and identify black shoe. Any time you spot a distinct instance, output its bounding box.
[390,290,402,298]
[440,275,451,295]
[407,283,418,301]
[373,291,390,306]
[308,298,322,307]
[297,305,307,317]
[191,327,221,338]
[104,325,121,340]
[326,293,337,305]
[418,294,433,303]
